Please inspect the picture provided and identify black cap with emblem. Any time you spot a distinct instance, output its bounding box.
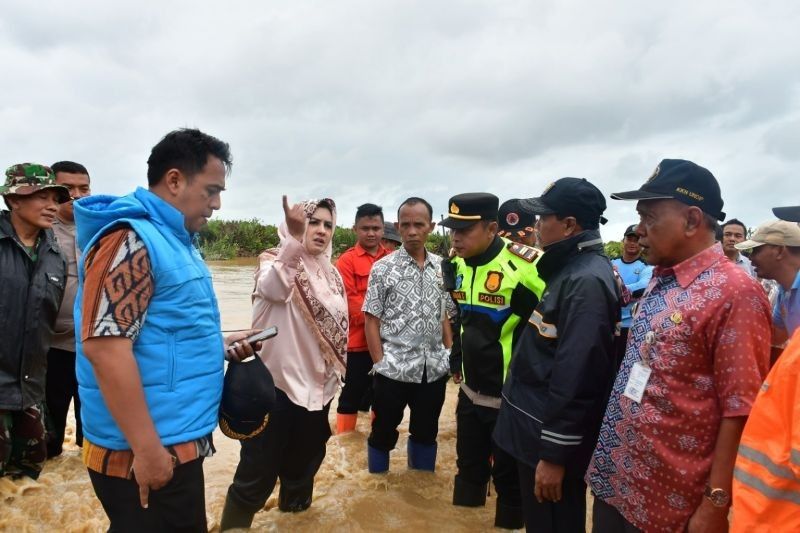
[498,198,536,238]
[611,159,726,221]
[519,177,608,230]
[440,192,499,229]
[623,224,638,237]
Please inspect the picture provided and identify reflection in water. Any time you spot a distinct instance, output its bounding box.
[1,261,530,532]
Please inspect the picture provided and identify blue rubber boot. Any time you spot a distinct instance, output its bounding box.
[407,440,437,472]
[367,444,390,473]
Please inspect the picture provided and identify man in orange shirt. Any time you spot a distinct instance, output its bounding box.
[335,203,389,433]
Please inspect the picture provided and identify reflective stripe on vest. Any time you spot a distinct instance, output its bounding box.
[529,310,558,338]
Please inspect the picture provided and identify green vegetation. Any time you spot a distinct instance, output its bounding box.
[604,240,622,259]
[199,219,449,260]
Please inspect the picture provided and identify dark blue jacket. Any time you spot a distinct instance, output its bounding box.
[494,230,620,477]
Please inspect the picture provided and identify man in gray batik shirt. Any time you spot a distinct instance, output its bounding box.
[362,197,454,474]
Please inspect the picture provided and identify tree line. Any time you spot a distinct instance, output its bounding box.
[199,219,450,260]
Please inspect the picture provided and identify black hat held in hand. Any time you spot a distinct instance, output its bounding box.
[219,356,276,440]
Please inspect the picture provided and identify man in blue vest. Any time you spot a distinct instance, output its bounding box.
[75,129,259,532]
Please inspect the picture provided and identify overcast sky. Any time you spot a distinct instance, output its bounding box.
[1,0,798,241]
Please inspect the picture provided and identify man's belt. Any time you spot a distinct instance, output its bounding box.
[459,383,502,409]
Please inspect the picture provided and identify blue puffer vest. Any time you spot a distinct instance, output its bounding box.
[74,187,223,450]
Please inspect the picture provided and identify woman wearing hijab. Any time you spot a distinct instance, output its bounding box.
[220,196,348,531]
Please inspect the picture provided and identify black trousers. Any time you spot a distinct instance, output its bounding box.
[455,390,521,505]
[368,371,448,452]
[227,388,331,513]
[518,461,586,533]
[45,347,82,456]
[337,351,374,414]
[88,458,207,533]
[591,498,642,533]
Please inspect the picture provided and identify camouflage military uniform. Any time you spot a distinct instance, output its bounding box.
[1,163,68,479]
[0,405,47,479]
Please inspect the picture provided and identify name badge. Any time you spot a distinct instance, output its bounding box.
[623,362,651,403]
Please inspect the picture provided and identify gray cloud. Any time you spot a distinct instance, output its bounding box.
[0,0,797,242]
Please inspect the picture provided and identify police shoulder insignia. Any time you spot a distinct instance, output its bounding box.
[507,242,541,263]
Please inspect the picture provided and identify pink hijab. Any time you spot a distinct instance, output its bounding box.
[255,199,348,374]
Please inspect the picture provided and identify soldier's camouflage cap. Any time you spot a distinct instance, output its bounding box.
[1,163,70,203]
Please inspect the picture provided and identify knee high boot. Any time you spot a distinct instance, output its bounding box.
[452,476,488,507]
[407,440,437,472]
[219,492,256,531]
[367,444,390,473]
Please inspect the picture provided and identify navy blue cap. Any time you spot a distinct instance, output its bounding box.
[520,178,608,229]
[773,205,800,222]
[611,159,726,221]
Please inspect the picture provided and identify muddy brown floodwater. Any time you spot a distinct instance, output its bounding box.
[2,258,591,532]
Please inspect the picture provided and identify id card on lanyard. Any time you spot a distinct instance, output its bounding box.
[623,330,655,403]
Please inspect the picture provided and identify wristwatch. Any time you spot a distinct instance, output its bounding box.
[704,485,730,507]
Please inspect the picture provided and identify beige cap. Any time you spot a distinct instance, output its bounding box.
[735,220,800,250]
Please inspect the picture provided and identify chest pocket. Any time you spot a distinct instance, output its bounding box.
[41,271,66,321]
[156,262,212,303]
[354,261,373,293]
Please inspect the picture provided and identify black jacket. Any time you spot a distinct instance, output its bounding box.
[0,211,66,410]
[493,230,620,477]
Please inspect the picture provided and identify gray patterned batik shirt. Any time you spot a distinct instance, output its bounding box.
[362,246,453,383]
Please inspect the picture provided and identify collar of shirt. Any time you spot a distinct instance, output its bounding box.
[653,242,724,289]
[397,245,436,269]
[354,242,387,257]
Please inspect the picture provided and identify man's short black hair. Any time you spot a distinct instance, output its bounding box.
[147,128,232,187]
[397,197,433,221]
[51,161,90,178]
[722,218,747,232]
[355,203,384,223]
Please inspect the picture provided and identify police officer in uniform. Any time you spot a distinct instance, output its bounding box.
[440,193,546,530]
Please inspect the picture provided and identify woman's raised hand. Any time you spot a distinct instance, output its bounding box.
[282,195,306,242]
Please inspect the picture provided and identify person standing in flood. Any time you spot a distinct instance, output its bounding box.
[335,203,389,433]
[220,196,348,530]
[45,161,92,458]
[441,193,546,530]
[493,178,620,532]
[75,129,259,532]
[362,197,454,474]
[587,159,771,532]
[0,164,69,479]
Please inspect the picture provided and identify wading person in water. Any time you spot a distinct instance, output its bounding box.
[362,197,454,474]
[335,203,389,433]
[0,163,69,480]
[75,129,259,532]
[220,196,348,530]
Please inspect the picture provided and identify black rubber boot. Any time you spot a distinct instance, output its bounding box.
[452,476,488,507]
[494,500,524,530]
[219,493,256,531]
[278,480,313,512]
